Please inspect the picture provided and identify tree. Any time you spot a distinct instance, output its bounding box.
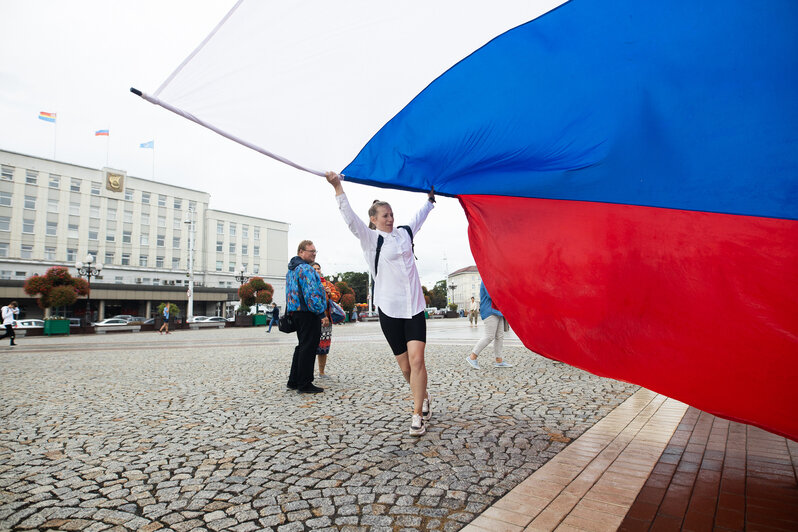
[157,302,180,318]
[340,293,356,312]
[339,271,369,303]
[238,277,274,311]
[429,280,448,309]
[24,267,89,311]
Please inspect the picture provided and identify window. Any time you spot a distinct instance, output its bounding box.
[0,270,10,280]
[173,217,181,229]
[254,227,260,240]
[216,241,223,252]
[124,188,134,201]
[157,215,166,228]
[242,262,248,271]
[0,216,8,231]
[173,198,182,209]
[107,220,116,232]
[217,221,224,235]
[123,209,133,223]
[229,243,236,253]
[152,278,160,285]
[24,195,36,209]
[156,256,164,268]
[115,276,123,284]
[172,237,180,249]
[0,191,11,206]
[68,224,79,238]
[189,200,196,210]
[121,253,130,266]
[229,222,237,237]
[141,192,150,204]
[91,182,101,195]
[69,201,80,216]
[105,252,114,264]
[139,255,148,267]
[216,260,223,271]
[107,207,117,221]
[242,225,249,238]
[2,166,15,181]
[106,231,115,242]
[156,234,165,247]
[122,230,132,244]
[242,244,248,255]
[25,170,37,184]
[140,213,150,225]
[15,271,26,278]
[0,243,8,257]
[254,245,260,257]
[22,219,34,233]
[228,262,235,272]
[253,264,260,274]
[49,174,60,188]
[140,234,149,246]
[70,178,81,192]
[90,206,100,218]
[158,194,166,207]
[48,199,58,213]
[89,230,98,241]
[21,244,33,258]
[67,248,76,262]
[172,257,180,269]
[46,221,57,236]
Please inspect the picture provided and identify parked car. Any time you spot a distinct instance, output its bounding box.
[93,318,129,326]
[143,318,155,325]
[16,319,44,328]
[358,311,379,321]
[69,318,83,327]
[187,316,208,323]
[197,316,227,323]
[111,315,145,323]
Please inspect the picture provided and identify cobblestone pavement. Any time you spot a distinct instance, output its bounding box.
[0,321,636,531]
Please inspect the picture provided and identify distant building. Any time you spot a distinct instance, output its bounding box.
[0,149,288,320]
[447,265,480,311]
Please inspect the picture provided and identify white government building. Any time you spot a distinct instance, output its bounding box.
[447,265,481,311]
[0,149,288,321]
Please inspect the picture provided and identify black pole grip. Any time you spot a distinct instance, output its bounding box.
[130,87,142,96]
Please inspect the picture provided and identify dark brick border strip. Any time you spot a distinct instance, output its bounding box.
[619,407,798,531]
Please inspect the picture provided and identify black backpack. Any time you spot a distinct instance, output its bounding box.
[372,225,415,300]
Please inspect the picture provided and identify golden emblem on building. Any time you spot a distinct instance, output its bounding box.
[104,170,125,193]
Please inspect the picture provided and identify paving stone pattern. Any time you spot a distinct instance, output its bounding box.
[0,326,636,531]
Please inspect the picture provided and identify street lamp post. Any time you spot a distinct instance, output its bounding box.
[448,282,458,310]
[75,253,103,325]
[184,207,196,322]
[235,268,249,311]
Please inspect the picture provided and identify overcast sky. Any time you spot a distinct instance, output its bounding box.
[0,1,477,288]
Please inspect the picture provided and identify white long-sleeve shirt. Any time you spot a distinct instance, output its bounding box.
[1,305,18,325]
[336,193,434,319]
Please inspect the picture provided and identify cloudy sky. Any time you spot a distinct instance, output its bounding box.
[0,1,479,288]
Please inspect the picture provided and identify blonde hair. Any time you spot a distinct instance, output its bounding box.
[297,240,314,254]
[368,200,391,230]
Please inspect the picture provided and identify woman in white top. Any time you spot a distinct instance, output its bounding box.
[326,171,435,436]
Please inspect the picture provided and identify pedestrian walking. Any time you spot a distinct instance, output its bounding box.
[285,240,328,394]
[467,282,514,369]
[159,303,170,334]
[266,303,280,333]
[312,262,340,378]
[468,296,479,327]
[326,171,435,436]
[0,301,19,347]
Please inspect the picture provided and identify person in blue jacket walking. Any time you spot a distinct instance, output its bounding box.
[467,282,513,369]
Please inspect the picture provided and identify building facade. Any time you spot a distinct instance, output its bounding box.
[0,149,288,320]
[447,265,481,311]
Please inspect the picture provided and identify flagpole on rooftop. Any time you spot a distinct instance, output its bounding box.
[53,117,57,160]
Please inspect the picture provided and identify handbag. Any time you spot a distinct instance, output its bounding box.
[278,313,296,333]
[329,300,346,324]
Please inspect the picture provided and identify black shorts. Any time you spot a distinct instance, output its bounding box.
[378,308,426,356]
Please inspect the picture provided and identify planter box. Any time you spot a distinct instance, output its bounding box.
[44,320,70,336]
[234,315,253,327]
[252,314,268,326]
[444,311,459,318]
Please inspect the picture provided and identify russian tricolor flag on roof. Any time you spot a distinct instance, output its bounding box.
[135,0,798,440]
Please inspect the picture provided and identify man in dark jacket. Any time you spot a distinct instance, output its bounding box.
[285,240,328,393]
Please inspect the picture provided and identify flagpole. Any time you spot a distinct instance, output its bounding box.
[53,118,57,160]
[152,143,155,179]
[106,135,110,167]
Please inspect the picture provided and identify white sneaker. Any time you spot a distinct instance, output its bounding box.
[422,393,431,421]
[409,414,425,436]
[466,356,480,369]
[494,361,513,368]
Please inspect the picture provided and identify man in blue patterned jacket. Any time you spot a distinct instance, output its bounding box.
[285,240,328,393]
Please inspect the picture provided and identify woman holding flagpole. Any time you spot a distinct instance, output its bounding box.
[325,171,435,436]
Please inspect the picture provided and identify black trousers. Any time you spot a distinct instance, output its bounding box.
[0,324,15,343]
[287,311,321,390]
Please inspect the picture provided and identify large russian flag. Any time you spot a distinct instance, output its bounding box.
[137,0,798,440]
